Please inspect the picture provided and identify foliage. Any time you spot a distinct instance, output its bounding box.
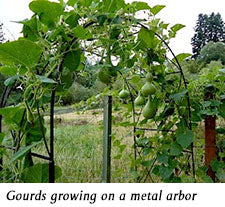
[62,80,105,105]
[199,41,225,64]
[0,0,224,183]
[191,12,225,58]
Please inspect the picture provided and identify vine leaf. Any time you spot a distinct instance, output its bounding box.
[131,2,150,12]
[157,152,169,164]
[29,0,63,28]
[159,165,173,179]
[73,26,92,39]
[65,11,80,28]
[36,75,56,84]
[0,133,5,144]
[173,53,192,63]
[4,75,19,86]
[150,5,165,15]
[63,49,81,71]
[102,0,126,13]
[171,24,185,33]
[138,28,159,49]
[169,89,188,102]
[0,66,17,76]
[177,130,194,148]
[22,163,62,183]
[0,105,25,127]
[0,40,43,68]
[170,142,182,156]
[169,24,185,38]
[10,142,41,163]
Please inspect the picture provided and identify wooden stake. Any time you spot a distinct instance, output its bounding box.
[204,90,216,181]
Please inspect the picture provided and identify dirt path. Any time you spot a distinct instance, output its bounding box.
[45,109,104,125]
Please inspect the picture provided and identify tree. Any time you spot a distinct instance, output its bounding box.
[0,22,5,43]
[199,41,225,64]
[0,22,6,95]
[191,13,225,58]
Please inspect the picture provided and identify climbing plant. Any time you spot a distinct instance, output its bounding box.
[0,0,224,183]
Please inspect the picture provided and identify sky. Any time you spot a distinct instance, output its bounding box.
[0,0,225,55]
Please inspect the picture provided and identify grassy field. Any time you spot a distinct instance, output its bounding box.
[36,110,134,183]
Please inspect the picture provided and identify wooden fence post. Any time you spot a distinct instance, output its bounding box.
[102,96,112,183]
[0,115,2,173]
[204,88,216,181]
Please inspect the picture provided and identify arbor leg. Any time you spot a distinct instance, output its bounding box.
[102,96,112,183]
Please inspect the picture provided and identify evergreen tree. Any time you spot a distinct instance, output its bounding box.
[191,13,225,58]
[0,22,6,95]
[0,22,5,43]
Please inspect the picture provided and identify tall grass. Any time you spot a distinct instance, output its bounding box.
[35,123,133,183]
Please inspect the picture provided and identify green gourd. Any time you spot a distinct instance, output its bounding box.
[146,72,153,82]
[119,88,129,99]
[143,96,157,119]
[134,92,145,106]
[98,67,111,84]
[141,82,156,96]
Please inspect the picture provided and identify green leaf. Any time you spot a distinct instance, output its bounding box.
[141,159,154,168]
[159,165,173,179]
[169,89,188,102]
[29,0,63,28]
[0,133,5,144]
[103,0,125,13]
[216,126,225,134]
[170,142,182,156]
[169,24,185,38]
[177,130,194,148]
[150,5,165,15]
[23,163,62,183]
[4,75,19,86]
[157,152,169,164]
[65,11,80,28]
[0,105,25,128]
[21,16,40,41]
[216,168,225,182]
[73,26,92,39]
[171,24,185,33]
[63,49,81,71]
[138,28,159,49]
[173,53,191,63]
[131,1,150,11]
[0,66,17,76]
[0,40,43,68]
[11,142,40,163]
[36,75,56,84]
[67,0,78,6]
[210,158,221,172]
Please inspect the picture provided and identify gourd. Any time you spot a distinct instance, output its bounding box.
[141,72,156,96]
[142,96,157,119]
[119,88,129,99]
[98,67,112,84]
[134,92,145,106]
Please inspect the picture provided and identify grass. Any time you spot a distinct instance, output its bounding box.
[34,122,134,183]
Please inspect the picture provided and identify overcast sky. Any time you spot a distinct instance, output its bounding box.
[0,0,225,55]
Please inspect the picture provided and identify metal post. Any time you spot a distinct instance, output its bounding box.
[49,90,55,183]
[204,89,216,181]
[102,96,112,183]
